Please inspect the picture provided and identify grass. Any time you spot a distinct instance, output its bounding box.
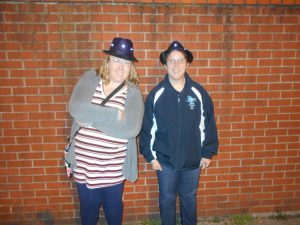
[141,212,300,225]
[140,219,161,225]
[140,218,181,225]
[230,213,254,225]
[212,216,222,223]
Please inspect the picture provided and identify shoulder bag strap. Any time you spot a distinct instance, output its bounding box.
[100,80,126,106]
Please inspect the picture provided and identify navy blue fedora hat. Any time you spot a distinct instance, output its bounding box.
[103,37,138,62]
[159,41,193,65]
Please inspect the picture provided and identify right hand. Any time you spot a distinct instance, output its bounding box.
[151,159,162,171]
[64,161,73,178]
[117,110,125,121]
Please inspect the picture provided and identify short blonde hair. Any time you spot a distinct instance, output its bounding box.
[98,56,139,85]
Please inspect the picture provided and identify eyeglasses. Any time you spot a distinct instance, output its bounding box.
[167,58,187,66]
[110,57,132,66]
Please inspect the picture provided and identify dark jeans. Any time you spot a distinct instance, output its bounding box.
[157,164,201,225]
[76,182,124,225]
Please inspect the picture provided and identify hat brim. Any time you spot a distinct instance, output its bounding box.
[159,49,193,65]
[103,50,138,62]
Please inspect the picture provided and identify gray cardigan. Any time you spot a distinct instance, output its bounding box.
[65,70,144,182]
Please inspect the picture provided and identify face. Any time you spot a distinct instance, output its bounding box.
[164,50,189,82]
[108,56,132,84]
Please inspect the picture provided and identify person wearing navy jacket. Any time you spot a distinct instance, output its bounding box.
[140,41,219,225]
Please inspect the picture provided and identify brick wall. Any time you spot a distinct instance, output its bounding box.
[1,1,300,224]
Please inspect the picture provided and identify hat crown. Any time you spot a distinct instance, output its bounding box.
[168,41,185,50]
[103,37,138,62]
[159,40,193,65]
[110,37,134,53]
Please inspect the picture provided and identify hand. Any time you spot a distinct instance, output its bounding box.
[151,159,162,171]
[117,110,125,121]
[66,167,73,178]
[76,121,91,128]
[64,161,73,178]
[201,158,212,170]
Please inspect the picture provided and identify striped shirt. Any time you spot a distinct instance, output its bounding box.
[73,80,128,189]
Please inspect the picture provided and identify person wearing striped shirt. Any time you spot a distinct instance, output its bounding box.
[67,37,144,225]
[140,41,219,225]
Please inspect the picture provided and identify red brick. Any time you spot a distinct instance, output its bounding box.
[1,1,300,223]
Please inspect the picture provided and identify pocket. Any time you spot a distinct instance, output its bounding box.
[153,128,170,154]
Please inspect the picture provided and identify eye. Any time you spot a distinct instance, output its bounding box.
[178,58,185,63]
[111,57,120,63]
[110,57,132,66]
[167,58,186,65]
[123,60,131,65]
[168,59,175,64]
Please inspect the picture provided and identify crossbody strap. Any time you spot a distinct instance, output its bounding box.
[100,80,126,106]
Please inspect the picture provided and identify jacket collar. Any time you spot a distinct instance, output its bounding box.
[163,72,192,93]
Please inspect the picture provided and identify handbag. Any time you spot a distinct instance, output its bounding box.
[64,80,127,178]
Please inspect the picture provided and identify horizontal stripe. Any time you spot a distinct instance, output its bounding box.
[79,127,128,145]
[75,154,126,165]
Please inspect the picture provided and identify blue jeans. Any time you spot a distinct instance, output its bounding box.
[76,182,124,225]
[157,164,201,225]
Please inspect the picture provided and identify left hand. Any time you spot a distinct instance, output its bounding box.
[76,121,91,128]
[201,158,212,169]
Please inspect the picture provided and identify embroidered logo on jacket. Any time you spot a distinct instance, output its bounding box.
[186,95,197,110]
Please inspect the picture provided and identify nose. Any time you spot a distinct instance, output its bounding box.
[173,61,181,68]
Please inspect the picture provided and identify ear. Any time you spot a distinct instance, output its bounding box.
[185,63,190,70]
[164,64,167,70]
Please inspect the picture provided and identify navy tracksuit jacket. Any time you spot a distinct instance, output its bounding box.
[140,73,219,171]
